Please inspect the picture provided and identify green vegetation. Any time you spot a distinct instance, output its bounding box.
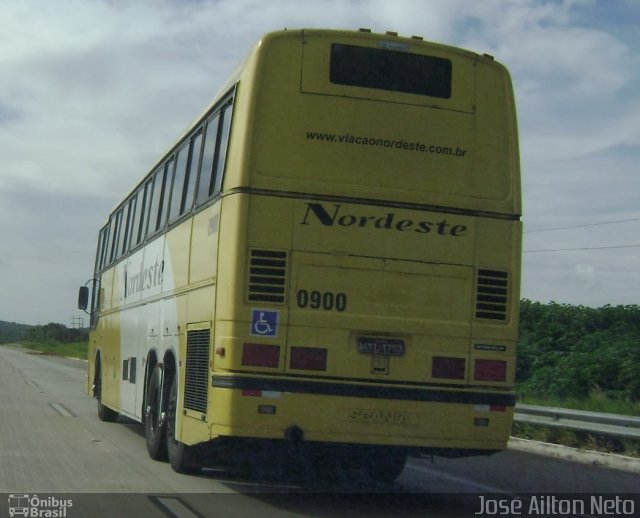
[1,320,88,345]
[17,340,88,360]
[515,300,640,456]
[0,320,32,343]
[512,422,640,458]
[517,394,640,417]
[516,300,640,407]
[1,320,88,360]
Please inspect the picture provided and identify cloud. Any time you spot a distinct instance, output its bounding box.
[456,1,639,163]
[0,0,638,323]
[0,0,472,200]
[573,264,596,289]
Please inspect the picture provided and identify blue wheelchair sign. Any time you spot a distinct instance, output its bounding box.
[250,309,279,338]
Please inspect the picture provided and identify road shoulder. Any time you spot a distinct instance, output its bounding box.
[509,436,640,474]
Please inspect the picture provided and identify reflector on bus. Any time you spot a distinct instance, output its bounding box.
[289,346,328,371]
[474,359,507,382]
[241,343,280,368]
[431,356,466,380]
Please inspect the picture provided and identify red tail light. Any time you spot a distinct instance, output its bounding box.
[242,389,262,397]
[431,356,466,380]
[290,347,327,371]
[241,343,280,368]
[474,359,507,382]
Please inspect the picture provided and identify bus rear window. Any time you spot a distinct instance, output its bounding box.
[330,43,452,99]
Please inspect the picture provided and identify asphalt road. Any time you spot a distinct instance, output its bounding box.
[1,345,638,518]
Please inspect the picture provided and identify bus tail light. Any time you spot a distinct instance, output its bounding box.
[474,404,507,412]
[474,359,507,382]
[241,343,280,368]
[290,347,327,371]
[431,356,465,380]
[242,389,262,397]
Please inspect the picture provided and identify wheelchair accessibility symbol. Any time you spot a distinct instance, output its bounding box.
[250,309,278,338]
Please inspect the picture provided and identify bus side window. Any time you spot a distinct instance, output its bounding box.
[169,144,189,224]
[146,166,165,236]
[157,157,175,232]
[103,219,114,267]
[126,195,137,251]
[183,131,203,215]
[135,179,153,246]
[117,196,135,258]
[90,277,101,325]
[196,113,220,206]
[129,184,143,249]
[108,209,123,264]
[96,225,109,271]
[213,105,232,195]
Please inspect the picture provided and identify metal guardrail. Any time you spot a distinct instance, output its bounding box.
[514,403,640,440]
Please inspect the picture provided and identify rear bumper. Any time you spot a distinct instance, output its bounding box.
[202,375,514,451]
[212,375,516,405]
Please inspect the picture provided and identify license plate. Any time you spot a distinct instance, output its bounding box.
[357,337,405,356]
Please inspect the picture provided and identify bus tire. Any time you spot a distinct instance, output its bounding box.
[363,448,407,484]
[95,356,118,422]
[144,365,168,461]
[167,376,200,473]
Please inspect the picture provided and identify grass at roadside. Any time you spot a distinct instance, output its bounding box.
[14,341,88,360]
[513,393,640,458]
[512,422,640,458]
[517,394,640,417]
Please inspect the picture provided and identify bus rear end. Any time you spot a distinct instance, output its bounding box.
[210,29,521,478]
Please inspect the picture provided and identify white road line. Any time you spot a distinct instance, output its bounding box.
[406,460,509,494]
[154,497,201,518]
[49,402,75,417]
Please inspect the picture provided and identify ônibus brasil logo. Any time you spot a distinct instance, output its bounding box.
[8,494,73,518]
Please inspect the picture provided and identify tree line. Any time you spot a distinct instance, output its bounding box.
[0,321,88,344]
[517,300,640,402]
[2,301,639,402]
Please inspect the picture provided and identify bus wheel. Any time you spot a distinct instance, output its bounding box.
[95,358,118,422]
[144,366,167,461]
[167,377,200,473]
[362,448,407,484]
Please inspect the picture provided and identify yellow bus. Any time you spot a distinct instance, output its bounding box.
[78,28,521,482]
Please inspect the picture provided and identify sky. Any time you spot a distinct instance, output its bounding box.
[0,0,638,325]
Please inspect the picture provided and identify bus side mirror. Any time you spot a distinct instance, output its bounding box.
[78,286,89,311]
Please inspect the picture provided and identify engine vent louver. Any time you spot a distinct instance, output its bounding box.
[184,328,210,414]
[248,249,288,304]
[475,269,509,321]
